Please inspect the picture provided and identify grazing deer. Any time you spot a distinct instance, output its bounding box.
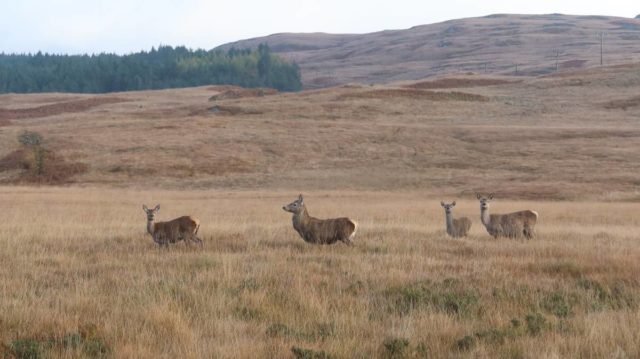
[282,194,357,245]
[476,194,538,239]
[440,201,472,238]
[142,204,202,247]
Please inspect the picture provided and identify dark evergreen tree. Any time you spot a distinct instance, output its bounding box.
[0,44,302,93]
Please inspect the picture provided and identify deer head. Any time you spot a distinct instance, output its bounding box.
[142,204,161,221]
[476,194,494,210]
[440,201,456,214]
[283,194,304,214]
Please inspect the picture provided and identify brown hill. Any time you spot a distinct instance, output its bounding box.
[218,14,640,88]
[1,65,639,200]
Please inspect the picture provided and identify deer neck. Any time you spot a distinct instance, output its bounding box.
[480,207,491,227]
[292,206,310,231]
[147,218,156,236]
[445,212,454,234]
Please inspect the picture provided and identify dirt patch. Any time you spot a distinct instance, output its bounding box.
[0,97,129,121]
[603,96,640,110]
[0,119,10,127]
[405,78,518,89]
[208,86,278,101]
[338,89,489,102]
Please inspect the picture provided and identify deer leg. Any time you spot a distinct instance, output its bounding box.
[189,233,204,247]
[523,226,534,240]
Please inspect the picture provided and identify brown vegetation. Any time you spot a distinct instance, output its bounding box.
[0,148,87,184]
[0,63,639,200]
[0,97,128,120]
[337,88,489,101]
[208,85,278,100]
[406,78,518,89]
[0,189,638,357]
[219,14,640,87]
[603,95,640,110]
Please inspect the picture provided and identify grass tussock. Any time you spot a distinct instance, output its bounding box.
[0,188,639,357]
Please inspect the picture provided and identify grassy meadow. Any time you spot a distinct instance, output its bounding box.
[1,63,640,357]
[0,188,639,358]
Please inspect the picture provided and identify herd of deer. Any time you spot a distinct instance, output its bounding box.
[142,193,538,247]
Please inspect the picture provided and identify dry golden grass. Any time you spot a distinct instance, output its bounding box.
[1,62,640,357]
[0,187,639,358]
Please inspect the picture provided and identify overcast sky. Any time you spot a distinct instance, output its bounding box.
[1,0,638,54]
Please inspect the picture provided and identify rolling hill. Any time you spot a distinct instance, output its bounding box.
[1,63,639,200]
[218,14,640,88]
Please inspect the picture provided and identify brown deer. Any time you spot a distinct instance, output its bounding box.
[142,204,202,247]
[440,201,472,238]
[476,194,538,239]
[282,194,357,245]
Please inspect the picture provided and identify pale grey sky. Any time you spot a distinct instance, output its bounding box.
[1,0,637,54]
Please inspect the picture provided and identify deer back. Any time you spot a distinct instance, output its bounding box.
[300,216,356,245]
[153,216,199,243]
[499,210,537,227]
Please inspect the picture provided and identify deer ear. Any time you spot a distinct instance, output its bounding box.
[488,194,494,200]
[440,201,445,207]
[298,194,304,202]
[154,204,161,211]
[452,201,456,206]
[476,193,481,200]
[143,204,148,212]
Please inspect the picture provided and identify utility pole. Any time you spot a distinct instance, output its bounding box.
[599,32,604,66]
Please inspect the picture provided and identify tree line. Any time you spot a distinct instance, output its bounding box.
[0,44,302,93]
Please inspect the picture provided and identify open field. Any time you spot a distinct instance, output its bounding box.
[1,64,640,200]
[0,188,639,358]
[1,57,640,357]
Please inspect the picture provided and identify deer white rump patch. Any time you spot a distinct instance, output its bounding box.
[349,219,358,240]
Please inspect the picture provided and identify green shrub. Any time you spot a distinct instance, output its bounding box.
[9,338,43,359]
[384,279,479,317]
[525,312,547,336]
[455,335,476,351]
[266,323,294,338]
[382,337,410,358]
[542,291,573,317]
[291,346,333,359]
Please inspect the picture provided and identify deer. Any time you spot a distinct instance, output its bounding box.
[282,194,357,245]
[476,194,538,239]
[440,201,472,238]
[142,204,202,247]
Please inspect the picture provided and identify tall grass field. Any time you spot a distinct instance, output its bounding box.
[1,188,638,358]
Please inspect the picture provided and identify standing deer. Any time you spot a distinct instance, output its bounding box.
[440,201,472,238]
[476,194,538,239]
[282,194,357,245]
[142,204,202,247]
